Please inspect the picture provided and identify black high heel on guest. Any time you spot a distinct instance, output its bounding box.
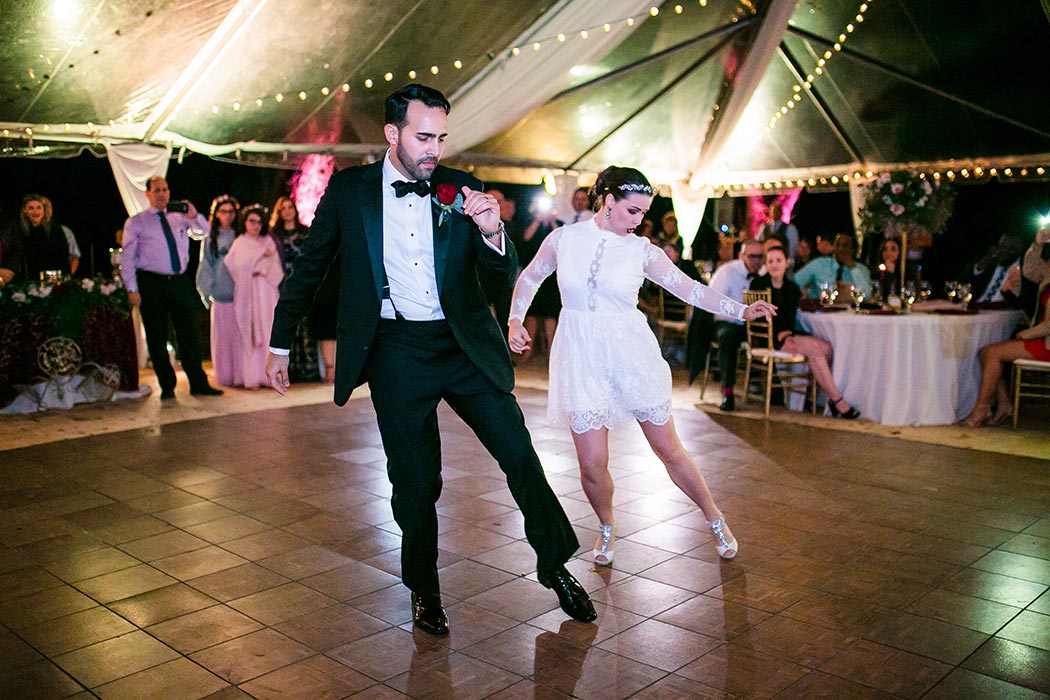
[829,397,860,419]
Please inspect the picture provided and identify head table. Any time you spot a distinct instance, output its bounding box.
[799,307,1022,426]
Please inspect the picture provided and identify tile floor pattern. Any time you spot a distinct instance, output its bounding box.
[1,388,1048,700]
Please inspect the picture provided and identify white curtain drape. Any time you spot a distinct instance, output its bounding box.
[445,0,653,155]
[670,181,710,259]
[106,143,172,215]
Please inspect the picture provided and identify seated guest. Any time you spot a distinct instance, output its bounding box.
[196,195,241,387]
[658,211,684,257]
[750,246,859,418]
[794,233,872,299]
[19,194,80,280]
[814,232,835,258]
[637,218,656,243]
[223,204,283,389]
[0,207,22,287]
[792,235,814,275]
[961,231,1050,427]
[876,237,903,297]
[960,231,1029,305]
[708,239,765,410]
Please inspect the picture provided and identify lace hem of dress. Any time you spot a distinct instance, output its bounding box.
[567,402,672,434]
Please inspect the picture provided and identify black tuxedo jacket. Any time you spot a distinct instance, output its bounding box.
[270,161,519,405]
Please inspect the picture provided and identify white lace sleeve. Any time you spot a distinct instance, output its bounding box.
[510,228,562,322]
[642,242,746,320]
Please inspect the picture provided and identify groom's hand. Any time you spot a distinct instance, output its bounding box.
[265,353,291,395]
[461,187,501,235]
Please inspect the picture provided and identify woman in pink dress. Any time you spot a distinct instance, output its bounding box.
[223,204,283,389]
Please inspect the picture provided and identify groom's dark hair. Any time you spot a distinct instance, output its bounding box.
[385,84,451,128]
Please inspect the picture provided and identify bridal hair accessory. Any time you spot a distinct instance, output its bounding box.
[619,183,654,194]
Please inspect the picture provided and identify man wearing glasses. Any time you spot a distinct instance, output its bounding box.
[708,239,766,411]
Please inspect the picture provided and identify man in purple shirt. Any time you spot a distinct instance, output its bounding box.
[121,176,222,400]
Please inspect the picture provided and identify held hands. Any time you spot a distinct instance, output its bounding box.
[743,300,777,322]
[460,186,501,235]
[508,319,532,354]
[265,353,291,396]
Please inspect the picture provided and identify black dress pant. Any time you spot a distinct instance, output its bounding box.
[714,320,746,390]
[364,319,579,601]
[137,271,208,393]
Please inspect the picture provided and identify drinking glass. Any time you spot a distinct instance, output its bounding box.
[919,280,932,303]
[902,283,917,312]
[958,282,973,309]
[946,281,958,303]
[851,285,866,311]
[818,282,832,308]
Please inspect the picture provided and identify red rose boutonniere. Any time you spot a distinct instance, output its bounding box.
[432,183,464,226]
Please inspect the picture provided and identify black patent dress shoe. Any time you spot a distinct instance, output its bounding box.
[719,394,735,411]
[411,593,449,635]
[190,385,223,397]
[537,567,596,623]
[159,389,176,400]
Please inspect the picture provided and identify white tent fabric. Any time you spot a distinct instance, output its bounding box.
[106,143,172,215]
[446,0,653,156]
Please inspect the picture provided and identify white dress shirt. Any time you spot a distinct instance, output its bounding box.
[708,258,752,324]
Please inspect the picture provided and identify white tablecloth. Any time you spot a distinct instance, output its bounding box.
[799,308,1022,426]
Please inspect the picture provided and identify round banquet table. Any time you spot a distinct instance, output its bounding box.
[799,308,1022,426]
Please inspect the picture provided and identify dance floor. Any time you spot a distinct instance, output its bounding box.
[1,373,1049,699]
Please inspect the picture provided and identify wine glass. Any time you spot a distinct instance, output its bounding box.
[902,283,917,312]
[818,282,832,308]
[958,282,973,309]
[851,285,866,311]
[919,280,931,303]
[946,281,958,304]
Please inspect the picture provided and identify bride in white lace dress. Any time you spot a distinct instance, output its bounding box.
[509,166,776,565]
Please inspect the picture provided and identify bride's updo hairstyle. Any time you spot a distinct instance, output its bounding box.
[589,166,655,210]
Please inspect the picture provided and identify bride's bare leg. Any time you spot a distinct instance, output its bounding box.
[571,427,616,556]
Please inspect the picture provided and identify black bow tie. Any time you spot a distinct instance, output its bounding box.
[392,180,431,198]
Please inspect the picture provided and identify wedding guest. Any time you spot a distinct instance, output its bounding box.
[960,231,1029,305]
[814,232,835,258]
[758,201,798,262]
[709,238,766,410]
[510,166,777,565]
[569,187,592,223]
[637,218,656,243]
[122,176,223,400]
[196,195,241,387]
[750,246,859,418]
[515,198,561,360]
[658,211,684,257]
[794,236,814,272]
[224,204,283,389]
[961,231,1050,427]
[877,237,902,297]
[794,233,871,299]
[0,207,22,287]
[19,194,80,280]
[270,196,321,382]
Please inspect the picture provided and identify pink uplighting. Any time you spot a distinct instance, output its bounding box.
[290,92,345,225]
[747,188,802,237]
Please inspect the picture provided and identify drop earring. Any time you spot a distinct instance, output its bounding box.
[604,209,611,220]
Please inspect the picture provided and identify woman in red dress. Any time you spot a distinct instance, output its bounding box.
[961,233,1050,427]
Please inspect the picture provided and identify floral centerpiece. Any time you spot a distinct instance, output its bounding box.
[0,277,128,336]
[857,171,955,245]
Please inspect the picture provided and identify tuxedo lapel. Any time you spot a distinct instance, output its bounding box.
[360,163,386,302]
[430,174,451,297]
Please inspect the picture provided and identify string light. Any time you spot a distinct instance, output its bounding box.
[199,5,710,118]
[766,0,873,133]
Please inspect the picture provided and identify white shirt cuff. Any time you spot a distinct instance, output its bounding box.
[483,232,505,255]
[269,347,290,356]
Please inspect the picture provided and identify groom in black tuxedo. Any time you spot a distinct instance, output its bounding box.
[266,84,594,635]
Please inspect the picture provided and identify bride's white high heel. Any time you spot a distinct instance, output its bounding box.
[706,514,738,560]
[592,524,615,566]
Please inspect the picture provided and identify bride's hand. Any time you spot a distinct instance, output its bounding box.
[743,300,777,321]
[508,319,532,354]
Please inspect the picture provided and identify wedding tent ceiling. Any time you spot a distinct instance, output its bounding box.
[3,0,1049,189]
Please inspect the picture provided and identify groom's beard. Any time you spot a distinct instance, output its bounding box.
[396,143,438,181]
